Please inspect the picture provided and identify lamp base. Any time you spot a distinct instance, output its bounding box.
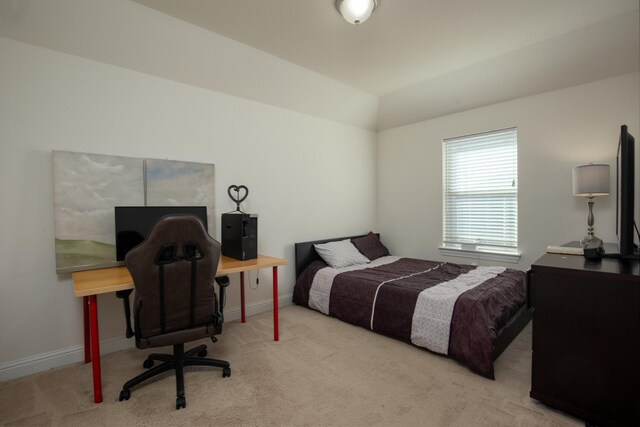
[582,237,605,260]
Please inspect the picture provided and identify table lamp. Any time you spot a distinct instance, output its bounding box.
[572,163,609,244]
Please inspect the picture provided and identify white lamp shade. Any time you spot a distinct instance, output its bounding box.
[336,0,377,25]
[572,164,610,196]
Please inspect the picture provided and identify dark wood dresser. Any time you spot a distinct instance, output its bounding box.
[529,245,639,426]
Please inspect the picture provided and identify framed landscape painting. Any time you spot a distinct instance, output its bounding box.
[53,151,144,273]
[53,151,215,273]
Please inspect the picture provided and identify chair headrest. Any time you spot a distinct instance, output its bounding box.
[126,214,218,266]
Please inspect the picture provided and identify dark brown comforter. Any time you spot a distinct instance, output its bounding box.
[292,257,526,379]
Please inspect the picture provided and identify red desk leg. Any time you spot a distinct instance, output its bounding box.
[88,295,103,403]
[83,296,91,363]
[240,271,246,323]
[272,266,279,341]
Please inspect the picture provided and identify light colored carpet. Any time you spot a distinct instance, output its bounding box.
[0,305,579,426]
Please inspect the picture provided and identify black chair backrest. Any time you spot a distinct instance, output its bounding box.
[126,215,221,340]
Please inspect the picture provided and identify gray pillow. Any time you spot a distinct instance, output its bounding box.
[314,239,370,269]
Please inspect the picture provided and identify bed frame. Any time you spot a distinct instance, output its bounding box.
[294,235,533,361]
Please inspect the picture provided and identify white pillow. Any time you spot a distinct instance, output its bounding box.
[314,239,370,269]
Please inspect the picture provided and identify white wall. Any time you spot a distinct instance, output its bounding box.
[0,37,377,376]
[378,72,640,270]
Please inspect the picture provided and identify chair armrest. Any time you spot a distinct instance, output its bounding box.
[214,276,229,317]
[215,276,230,288]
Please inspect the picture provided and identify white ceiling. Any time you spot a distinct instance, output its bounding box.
[132,0,640,96]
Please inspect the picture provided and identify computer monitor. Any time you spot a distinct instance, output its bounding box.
[114,206,208,261]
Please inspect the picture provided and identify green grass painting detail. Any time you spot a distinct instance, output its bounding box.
[55,239,118,272]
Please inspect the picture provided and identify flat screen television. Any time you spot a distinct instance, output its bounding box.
[616,125,638,259]
[115,206,208,261]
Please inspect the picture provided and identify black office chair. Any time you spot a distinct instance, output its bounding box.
[117,214,231,409]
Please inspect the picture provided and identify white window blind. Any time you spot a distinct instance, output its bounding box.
[442,128,518,254]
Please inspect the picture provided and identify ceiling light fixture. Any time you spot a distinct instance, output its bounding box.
[335,0,378,25]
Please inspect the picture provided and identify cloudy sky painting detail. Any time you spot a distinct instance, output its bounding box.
[146,159,214,206]
[146,158,215,229]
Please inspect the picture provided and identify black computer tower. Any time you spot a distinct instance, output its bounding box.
[221,213,258,260]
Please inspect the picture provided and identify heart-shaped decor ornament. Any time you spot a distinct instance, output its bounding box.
[227,185,249,206]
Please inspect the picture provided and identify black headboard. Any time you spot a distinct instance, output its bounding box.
[294,234,371,277]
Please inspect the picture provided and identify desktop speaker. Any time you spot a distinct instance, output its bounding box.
[221,213,258,260]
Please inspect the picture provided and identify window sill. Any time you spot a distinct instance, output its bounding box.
[438,247,521,264]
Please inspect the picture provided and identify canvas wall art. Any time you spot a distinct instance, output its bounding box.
[53,151,215,273]
[53,151,144,273]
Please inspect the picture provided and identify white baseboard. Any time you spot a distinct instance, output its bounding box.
[0,335,134,383]
[0,294,292,382]
[223,293,292,322]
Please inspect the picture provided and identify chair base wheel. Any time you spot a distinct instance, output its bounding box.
[120,344,230,407]
[176,396,186,409]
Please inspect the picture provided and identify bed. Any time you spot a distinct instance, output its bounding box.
[292,233,532,379]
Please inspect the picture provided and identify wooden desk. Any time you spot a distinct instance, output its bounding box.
[73,255,288,403]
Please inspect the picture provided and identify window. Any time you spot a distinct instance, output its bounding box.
[441,128,519,262]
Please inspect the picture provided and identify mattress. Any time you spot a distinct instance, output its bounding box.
[293,256,527,379]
